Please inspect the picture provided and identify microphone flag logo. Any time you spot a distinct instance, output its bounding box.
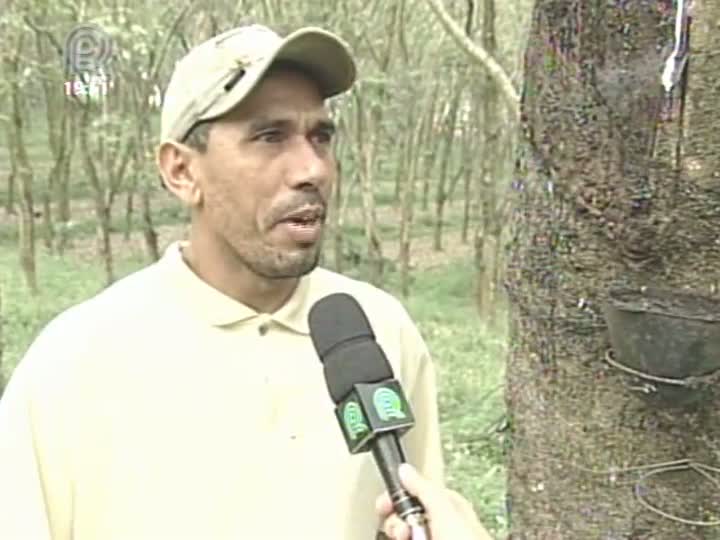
[373,387,407,421]
[342,401,369,440]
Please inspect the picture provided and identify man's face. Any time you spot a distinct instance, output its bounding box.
[191,68,337,279]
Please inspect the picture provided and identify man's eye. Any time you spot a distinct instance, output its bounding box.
[313,131,334,144]
[257,130,283,142]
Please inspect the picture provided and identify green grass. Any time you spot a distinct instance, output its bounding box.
[398,262,508,535]
[0,246,144,367]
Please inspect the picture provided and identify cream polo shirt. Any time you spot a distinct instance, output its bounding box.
[0,241,445,540]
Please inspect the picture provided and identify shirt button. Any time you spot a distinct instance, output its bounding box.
[258,315,272,336]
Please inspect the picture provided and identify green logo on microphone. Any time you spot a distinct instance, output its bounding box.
[373,387,406,421]
[343,401,369,440]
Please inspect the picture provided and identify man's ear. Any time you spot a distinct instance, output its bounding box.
[156,141,203,207]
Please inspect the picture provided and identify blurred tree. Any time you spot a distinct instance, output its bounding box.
[1,12,38,295]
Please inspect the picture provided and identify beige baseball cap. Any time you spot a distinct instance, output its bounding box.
[160,24,357,143]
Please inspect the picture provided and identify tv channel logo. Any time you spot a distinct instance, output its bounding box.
[64,24,114,74]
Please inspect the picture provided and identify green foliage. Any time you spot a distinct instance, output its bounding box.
[391,261,508,534]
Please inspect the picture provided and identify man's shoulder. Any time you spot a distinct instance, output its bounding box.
[36,262,164,342]
[13,263,164,382]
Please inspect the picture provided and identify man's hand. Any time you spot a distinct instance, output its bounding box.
[375,464,494,540]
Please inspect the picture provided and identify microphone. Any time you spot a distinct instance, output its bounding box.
[308,293,431,539]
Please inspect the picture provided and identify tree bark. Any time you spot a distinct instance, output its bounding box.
[124,184,136,241]
[28,15,66,253]
[332,158,344,274]
[78,105,115,285]
[352,89,384,286]
[398,93,426,298]
[140,179,159,262]
[505,1,720,538]
[420,105,437,212]
[55,108,75,256]
[331,112,349,274]
[4,34,38,295]
[3,123,17,215]
[332,130,359,273]
[393,137,406,204]
[460,130,475,243]
[476,0,502,321]
[126,10,188,263]
[135,120,159,262]
[432,78,462,252]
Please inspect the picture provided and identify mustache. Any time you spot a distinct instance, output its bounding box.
[269,191,327,224]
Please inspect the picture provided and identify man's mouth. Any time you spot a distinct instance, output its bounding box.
[277,205,325,226]
[273,205,326,245]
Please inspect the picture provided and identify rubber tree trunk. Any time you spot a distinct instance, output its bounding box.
[504,1,720,538]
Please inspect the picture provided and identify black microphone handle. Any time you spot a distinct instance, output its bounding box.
[371,432,431,538]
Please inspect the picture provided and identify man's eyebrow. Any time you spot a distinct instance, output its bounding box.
[315,119,336,133]
[246,117,336,133]
[246,117,290,133]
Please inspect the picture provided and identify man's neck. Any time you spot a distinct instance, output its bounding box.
[180,239,299,314]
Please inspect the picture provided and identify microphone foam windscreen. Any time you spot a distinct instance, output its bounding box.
[308,293,394,403]
[308,293,374,356]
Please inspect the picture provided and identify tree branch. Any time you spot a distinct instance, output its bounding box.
[22,16,64,57]
[424,0,519,119]
[150,2,193,81]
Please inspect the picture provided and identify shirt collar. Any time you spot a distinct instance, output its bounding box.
[159,241,313,334]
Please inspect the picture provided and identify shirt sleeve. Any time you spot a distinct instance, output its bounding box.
[0,317,78,540]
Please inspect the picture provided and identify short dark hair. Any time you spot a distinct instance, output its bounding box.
[182,120,213,153]
[269,59,319,82]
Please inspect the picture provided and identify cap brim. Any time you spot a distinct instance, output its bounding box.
[201,27,356,124]
[272,27,357,98]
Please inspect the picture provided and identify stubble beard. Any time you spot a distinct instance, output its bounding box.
[233,237,323,280]
[209,201,324,280]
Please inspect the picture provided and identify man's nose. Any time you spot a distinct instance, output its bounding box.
[285,137,332,189]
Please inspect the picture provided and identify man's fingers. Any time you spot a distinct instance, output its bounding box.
[375,491,394,516]
[379,465,446,539]
[398,463,425,496]
[383,513,411,540]
[400,463,457,514]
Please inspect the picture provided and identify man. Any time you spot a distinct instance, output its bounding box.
[0,24,486,539]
